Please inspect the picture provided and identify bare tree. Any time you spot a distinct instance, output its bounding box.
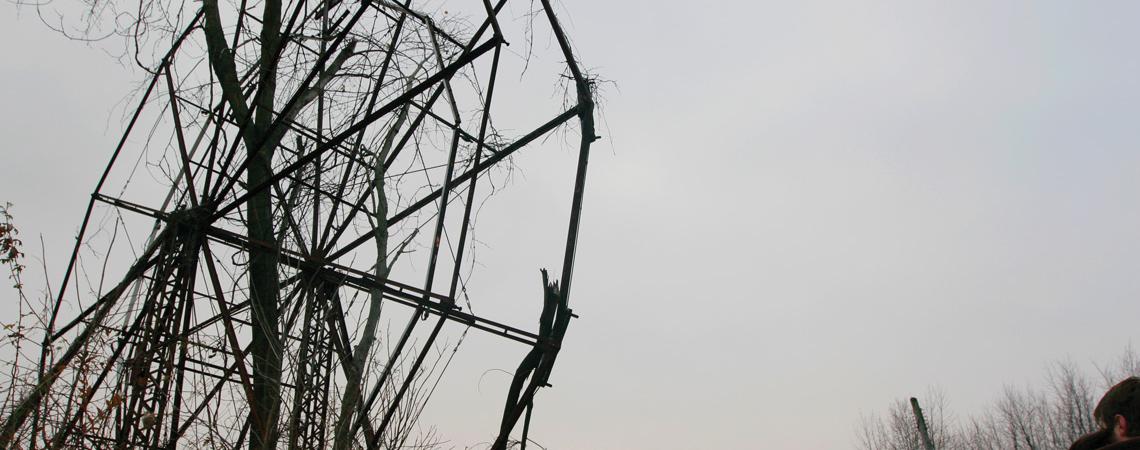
[858,388,957,450]
[1045,360,1097,445]
[1,0,597,448]
[856,348,1140,450]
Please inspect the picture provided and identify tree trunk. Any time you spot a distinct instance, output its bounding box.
[248,0,282,445]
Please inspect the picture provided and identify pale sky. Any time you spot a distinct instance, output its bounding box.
[5,1,1140,449]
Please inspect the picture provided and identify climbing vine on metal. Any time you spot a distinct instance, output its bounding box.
[0,0,595,448]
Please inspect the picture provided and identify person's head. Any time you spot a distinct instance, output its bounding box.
[1069,428,1111,450]
[1095,377,1140,442]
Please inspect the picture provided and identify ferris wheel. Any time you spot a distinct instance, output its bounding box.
[1,1,596,448]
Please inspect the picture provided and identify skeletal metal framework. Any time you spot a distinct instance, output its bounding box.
[1,0,595,447]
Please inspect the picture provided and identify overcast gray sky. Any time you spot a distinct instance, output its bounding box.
[5,1,1140,449]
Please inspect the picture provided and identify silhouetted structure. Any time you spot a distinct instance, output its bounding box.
[0,0,595,448]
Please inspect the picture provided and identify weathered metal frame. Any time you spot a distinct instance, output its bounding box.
[1,0,595,448]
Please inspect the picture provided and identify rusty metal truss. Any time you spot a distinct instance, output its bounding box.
[0,0,595,448]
